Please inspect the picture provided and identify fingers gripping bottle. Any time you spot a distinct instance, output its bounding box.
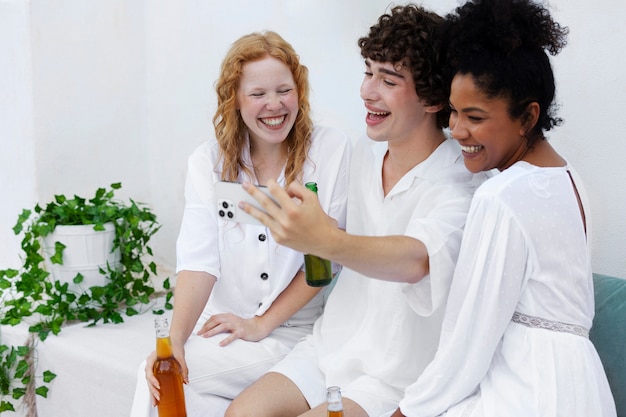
[153,317,187,417]
[304,182,333,287]
[327,386,344,417]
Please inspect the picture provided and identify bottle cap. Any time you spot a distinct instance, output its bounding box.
[154,317,169,338]
[305,182,318,193]
[327,386,343,411]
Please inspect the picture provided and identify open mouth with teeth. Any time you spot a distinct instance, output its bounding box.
[461,145,484,154]
[261,115,287,128]
[367,111,390,121]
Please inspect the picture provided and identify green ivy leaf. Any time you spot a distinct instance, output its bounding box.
[15,346,30,357]
[35,386,50,398]
[0,400,16,411]
[50,241,66,265]
[73,273,84,284]
[12,209,32,235]
[12,387,25,400]
[14,360,28,379]
[43,370,57,383]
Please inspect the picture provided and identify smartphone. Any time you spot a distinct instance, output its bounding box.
[215,181,275,225]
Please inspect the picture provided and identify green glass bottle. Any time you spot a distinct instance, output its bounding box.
[303,182,333,287]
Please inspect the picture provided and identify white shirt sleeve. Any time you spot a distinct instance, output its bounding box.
[399,192,529,416]
[175,142,221,277]
[402,179,475,317]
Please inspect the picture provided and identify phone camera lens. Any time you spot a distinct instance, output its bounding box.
[227,211,234,219]
[218,210,225,218]
[222,201,229,209]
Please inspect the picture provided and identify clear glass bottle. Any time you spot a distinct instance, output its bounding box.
[303,182,333,287]
[327,386,344,417]
[153,317,187,417]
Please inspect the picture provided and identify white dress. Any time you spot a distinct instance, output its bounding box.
[130,125,351,417]
[396,162,617,417]
[271,137,486,417]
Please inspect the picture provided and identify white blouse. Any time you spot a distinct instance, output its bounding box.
[397,162,616,417]
[176,125,351,327]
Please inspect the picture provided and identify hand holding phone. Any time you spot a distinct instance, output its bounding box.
[216,181,274,225]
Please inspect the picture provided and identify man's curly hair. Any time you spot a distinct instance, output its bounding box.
[358,4,449,129]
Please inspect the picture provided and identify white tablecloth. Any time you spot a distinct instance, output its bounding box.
[1,301,170,417]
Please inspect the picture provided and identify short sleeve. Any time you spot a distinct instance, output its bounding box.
[402,177,475,317]
[175,143,221,277]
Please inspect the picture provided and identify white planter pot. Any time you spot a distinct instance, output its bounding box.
[42,222,121,290]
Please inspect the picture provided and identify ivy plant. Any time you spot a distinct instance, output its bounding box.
[0,342,55,412]
[0,182,174,411]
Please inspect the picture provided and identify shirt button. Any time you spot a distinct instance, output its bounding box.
[258,233,267,241]
[260,272,269,280]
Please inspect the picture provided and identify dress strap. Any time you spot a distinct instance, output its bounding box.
[512,311,589,338]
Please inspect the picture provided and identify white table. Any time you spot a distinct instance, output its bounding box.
[1,301,170,417]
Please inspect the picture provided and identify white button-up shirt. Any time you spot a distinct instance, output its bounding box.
[176,125,351,326]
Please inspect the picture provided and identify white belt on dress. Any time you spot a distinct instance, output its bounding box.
[511,311,589,338]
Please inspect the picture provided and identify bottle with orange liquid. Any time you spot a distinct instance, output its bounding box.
[153,317,187,417]
[327,386,344,417]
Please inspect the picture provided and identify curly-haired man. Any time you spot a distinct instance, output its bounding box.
[228,4,486,417]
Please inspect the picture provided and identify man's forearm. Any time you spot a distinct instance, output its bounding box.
[321,229,429,283]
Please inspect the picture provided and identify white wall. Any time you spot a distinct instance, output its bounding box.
[1,0,625,278]
[29,0,147,205]
[1,0,148,266]
[0,0,36,268]
[548,0,626,279]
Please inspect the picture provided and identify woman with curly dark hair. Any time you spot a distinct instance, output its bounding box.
[228,4,485,417]
[385,0,616,416]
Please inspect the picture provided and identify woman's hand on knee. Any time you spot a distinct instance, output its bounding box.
[197,313,269,345]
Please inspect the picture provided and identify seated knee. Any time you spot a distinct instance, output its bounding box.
[224,400,252,417]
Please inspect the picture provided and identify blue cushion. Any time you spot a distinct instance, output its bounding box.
[590,273,626,416]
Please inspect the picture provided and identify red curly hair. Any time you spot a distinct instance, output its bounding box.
[213,31,313,185]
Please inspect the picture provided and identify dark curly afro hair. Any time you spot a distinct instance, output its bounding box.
[444,0,569,142]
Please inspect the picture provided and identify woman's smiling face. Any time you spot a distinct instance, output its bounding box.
[236,56,299,147]
[448,73,529,173]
